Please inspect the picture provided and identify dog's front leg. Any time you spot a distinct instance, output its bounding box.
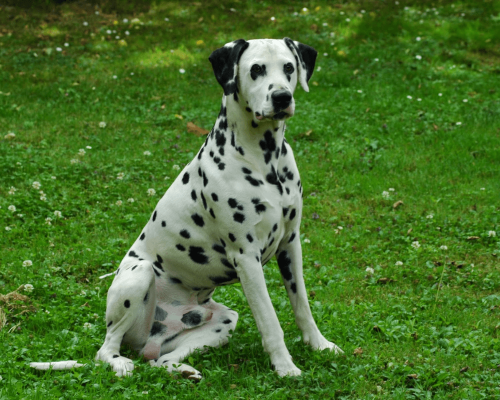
[277,236,343,354]
[236,258,301,377]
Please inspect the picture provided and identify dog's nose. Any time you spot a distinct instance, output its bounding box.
[272,90,292,111]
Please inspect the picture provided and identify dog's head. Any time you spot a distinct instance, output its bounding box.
[209,38,317,122]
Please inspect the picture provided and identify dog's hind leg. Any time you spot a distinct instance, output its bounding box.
[150,300,238,381]
[96,258,157,376]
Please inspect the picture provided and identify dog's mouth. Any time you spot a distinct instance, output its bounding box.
[256,108,294,121]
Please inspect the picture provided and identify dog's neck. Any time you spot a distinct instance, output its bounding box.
[217,94,286,174]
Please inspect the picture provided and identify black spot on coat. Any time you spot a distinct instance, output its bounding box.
[181,311,202,326]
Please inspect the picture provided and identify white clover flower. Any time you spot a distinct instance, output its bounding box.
[270,16,275,21]
[127,198,135,203]
[5,227,11,231]
[388,188,395,191]
[456,122,462,126]
[86,146,92,150]
[438,93,442,96]
[70,159,79,164]
[64,42,69,47]
[8,186,16,195]
[45,217,52,225]
[302,7,308,12]
[32,181,41,190]
[83,21,88,26]
[411,241,420,249]
[24,284,34,293]
[56,47,62,52]
[395,261,403,266]
[80,290,87,296]
[78,149,86,156]
[357,90,363,93]
[345,18,350,22]
[374,58,379,61]
[316,66,322,72]
[382,191,390,199]
[23,260,33,267]
[304,238,311,243]
[416,36,421,41]
[488,231,496,237]
[115,36,120,40]
[143,150,151,156]
[45,310,50,314]
[172,165,180,171]
[116,200,123,206]
[106,29,112,34]
[407,95,412,100]
[417,98,422,101]
[426,214,434,219]
[83,322,92,329]
[365,267,374,275]
[117,172,125,180]
[4,132,16,139]
[480,187,485,191]
[123,18,129,23]
[147,188,156,196]
[415,55,422,60]
[323,52,328,57]
[125,31,130,36]
[440,245,448,250]
[164,176,171,180]
[93,313,99,319]
[51,176,56,180]
[40,195,47,201]
[179,69,186,74]
[99,121,106,128]
[113,75,117,79]
[8,205,16,212]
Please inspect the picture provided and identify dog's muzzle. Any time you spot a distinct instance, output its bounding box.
[255,89,294,120]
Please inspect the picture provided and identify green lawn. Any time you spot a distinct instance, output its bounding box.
[1,0,500,398]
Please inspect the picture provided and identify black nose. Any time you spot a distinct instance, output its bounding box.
[271,90,292,111]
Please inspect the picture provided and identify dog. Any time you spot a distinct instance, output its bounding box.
[31,38,343,380]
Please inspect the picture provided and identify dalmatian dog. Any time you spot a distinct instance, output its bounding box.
[30,38,343,380]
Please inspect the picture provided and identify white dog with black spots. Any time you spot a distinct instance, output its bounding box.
[31,38,343,380]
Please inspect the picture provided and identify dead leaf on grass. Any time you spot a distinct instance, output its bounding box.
[187,122,209,137]
[353,347,363,356]
[393,200,404,209]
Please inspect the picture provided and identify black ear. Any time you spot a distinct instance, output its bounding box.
[209,39,249,96]
[283,38,317,92]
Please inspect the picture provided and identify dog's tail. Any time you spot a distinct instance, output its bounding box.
[30,360,86,371]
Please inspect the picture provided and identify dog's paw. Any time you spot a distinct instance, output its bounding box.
[272,358,301,377]
[304,333,343,354]
[274,363,302,377]
[110,356,134,377]
[152,358,203,381]
[96,350,134,377]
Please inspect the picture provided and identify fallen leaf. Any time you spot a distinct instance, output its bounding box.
[187,122,209,136]
[460,366,469,373]
[467,236,480,241]
[353,347,363,356]
[305,129,313,136]
[393,200,404,209]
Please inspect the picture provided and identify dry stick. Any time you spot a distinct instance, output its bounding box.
[433,256,448,313]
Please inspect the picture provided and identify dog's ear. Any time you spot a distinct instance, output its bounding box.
[283,38,317,92]
[209,39,250,96]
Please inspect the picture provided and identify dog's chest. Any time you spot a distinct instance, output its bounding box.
[134,126,302,290]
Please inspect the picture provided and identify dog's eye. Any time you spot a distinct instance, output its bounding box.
[284,63,294,74]
[251,64,262,74]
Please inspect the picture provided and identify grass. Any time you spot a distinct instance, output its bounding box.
[1,0,499,398]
